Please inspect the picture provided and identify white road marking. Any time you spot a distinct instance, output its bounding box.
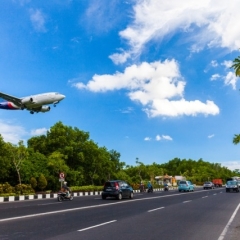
[218,203,240,240]
[202,196,208,198]
[148,207,165,212]
[78,220,117,232]
[183,200,192,203]
[38,203,62,206]
[0,189,223,222]
[213,193,217,195]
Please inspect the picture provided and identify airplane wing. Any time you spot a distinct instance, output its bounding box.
[0,91,22,106]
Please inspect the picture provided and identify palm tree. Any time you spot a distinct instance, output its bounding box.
[233,134,240,145]
[231,56,240,77]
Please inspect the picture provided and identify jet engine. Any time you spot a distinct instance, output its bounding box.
[40,106,51,112]
[21,97,34,105]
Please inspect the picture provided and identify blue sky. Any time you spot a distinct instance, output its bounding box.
[1,0,240,170]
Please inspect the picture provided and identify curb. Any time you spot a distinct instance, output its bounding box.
[0,188,179,202]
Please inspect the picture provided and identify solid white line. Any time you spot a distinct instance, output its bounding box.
[148,207,165,212]
[78,220,117,232]
[183,200,192,203]
[0,189,221,222]
[37,203,62,206]
[218,203,240,240]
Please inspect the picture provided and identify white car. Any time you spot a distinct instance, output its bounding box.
[203,181,215,189]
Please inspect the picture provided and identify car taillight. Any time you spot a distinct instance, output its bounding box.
[115,182,119,190]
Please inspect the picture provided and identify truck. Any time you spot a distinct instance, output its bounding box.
[212,179,223,187]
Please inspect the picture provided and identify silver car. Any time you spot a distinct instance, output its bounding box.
[203,181,214,189]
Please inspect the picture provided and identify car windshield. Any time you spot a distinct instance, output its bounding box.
[204,182,211,184]
[227,181,237,185]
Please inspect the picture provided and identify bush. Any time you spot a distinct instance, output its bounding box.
[0,193,16,197]
[70,185,103,192]
[0,182,14,194]
[30,177,37,189]
[15,184,35,195]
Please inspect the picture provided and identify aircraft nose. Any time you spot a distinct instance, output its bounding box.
[61,94,66,99]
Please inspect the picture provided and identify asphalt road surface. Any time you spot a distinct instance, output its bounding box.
[0,188,240,240]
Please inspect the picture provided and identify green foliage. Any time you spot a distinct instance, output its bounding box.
[0,182,15,194]
[70,185,103,192]
[30,177,37,189]
[0,122,238,191]
[15,184,35,195]
[38,174,47,191]
[231,56,240,77]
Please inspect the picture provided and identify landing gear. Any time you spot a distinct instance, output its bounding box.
[30,111,34,114]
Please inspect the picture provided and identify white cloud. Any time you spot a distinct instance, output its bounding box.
[0,120,27,144]
[211,60,218,67]
[144,137,151,141]
[162,135,173,141]
[119,107,134,114]
[210,74,221,81]
[110,0,240,63]
[224,72,238,90]
[30,128,48,136]
[221,60,233,69]
[74,60,219,118]
[208,134,214,138]
[156,135,161,141]
[222,161,240,171]
[29,9,47,32]
[82,0,123,34]
[155,134,172,141]
[109,51,131,65]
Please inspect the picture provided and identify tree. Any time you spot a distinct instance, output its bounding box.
[38,174,47,191]
[231,56,240,77]
[30,177,37,189]
[6,140,29,185]
[233,134,240,145]
[0,135,12,181]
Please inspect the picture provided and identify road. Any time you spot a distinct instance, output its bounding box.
[0,188,239,240]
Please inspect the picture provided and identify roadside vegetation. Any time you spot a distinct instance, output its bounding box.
[0,121,239,197]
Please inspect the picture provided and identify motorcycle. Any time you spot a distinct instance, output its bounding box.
[164,185,169,191]
[147,186,153,193]
[57,191,73,201]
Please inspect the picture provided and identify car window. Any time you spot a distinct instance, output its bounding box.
[179,181,187,184]
[105,182,115,187]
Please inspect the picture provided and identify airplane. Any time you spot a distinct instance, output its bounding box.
[0,91,65,114]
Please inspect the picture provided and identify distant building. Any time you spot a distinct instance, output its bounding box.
[155,175,186,186]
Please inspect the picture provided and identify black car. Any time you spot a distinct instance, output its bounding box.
[101,180,134,200]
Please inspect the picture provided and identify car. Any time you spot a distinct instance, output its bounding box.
[101,180,134,200]
[178,180,194,192]
[203,181,215,189]
[226,180,239,192]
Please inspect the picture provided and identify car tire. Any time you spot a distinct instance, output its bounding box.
[117,193,122,200]
[129,192,134,199]
[102,195,106,200]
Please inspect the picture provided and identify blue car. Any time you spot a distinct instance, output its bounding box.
[178,180,194,192]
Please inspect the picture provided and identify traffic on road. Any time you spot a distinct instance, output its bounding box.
[0,186,239,240]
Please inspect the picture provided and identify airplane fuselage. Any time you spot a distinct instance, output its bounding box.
[0,91,65,113]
